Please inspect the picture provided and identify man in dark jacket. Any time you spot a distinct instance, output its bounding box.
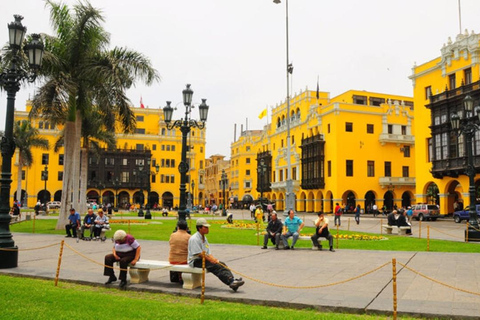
[80,209,96,239]
[261,212,283,250]
[387,210,398,226]
[396,210,412,235]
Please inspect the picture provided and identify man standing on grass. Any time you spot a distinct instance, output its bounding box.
[188,218,245,292]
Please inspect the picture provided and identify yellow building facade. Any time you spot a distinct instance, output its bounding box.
[12,102,207,211]
[232,87,415,213]
[410,30,480,215]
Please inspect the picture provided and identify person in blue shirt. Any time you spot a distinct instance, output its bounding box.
[65,208,81,238]
[281,209,304,250]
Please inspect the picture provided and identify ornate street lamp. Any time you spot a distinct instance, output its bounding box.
[41,165,49,207]
[273,0,295,212]
[191,180,195,210]
[450,95,480,241]
[163,84,209,222]
[0,15,44,268]
[137,164,145,217]
[144,159,157,220]
[221,169,228,216]
[257,159,267,209]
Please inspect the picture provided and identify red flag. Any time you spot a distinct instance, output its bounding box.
[140,97,145,108]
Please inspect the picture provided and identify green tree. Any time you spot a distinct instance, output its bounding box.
[30,1,159,229]
[13,120,49,206]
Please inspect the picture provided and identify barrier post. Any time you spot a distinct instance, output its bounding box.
[33,213,36,234]
[128,220,131,234]
[348,218,350,231]
[54,240,65,286]
[380,218,383,235]
[466,222,469,243]
[427,226,430,251]
[418,220,422,239]
[201,251,206,304]
[336,224,339,249]
[256,222,259,245]
[392,258,397,320]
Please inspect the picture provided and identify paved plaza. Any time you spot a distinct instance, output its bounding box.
[1,211,480,318]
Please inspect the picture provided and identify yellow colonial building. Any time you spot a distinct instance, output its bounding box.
[410,30,480,215]
[12,102,207,211]
[232,87,415,213]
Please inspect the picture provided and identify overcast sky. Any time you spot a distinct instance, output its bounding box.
[2,0,480,158]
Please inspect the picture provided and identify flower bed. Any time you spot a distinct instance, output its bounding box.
[110,220,149,225]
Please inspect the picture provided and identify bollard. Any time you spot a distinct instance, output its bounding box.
[380,218,383,235]
[128,220,131,234]
[33,213,36,234]
[427,226,430,251]
[418,220,422,239]
[392,258,397,320]
[348,218,350,231]
[336,224,339,249]
[55,240,65,287]
[256,222,259,245]
[466,222,469,243]
[201,251,206,304]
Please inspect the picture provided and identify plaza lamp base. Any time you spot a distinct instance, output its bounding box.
[0,246,18,269]
[465,228,480,242]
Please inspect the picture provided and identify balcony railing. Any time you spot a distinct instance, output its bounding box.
[378,176,415,187]
[378,133,415,145]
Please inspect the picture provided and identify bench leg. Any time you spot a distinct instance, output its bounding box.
[182,273,202,290]
[129,268,150,284]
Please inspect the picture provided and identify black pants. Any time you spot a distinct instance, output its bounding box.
[193,259,234,286]
[311,229,333,248]
[104,250,137,281]
[263,233,280,247]
[65,224,78,237]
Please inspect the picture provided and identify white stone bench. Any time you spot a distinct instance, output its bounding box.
[128,259,206,290]
[382,225,411,235]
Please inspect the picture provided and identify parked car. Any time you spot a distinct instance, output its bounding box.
[47,201,61,209]
[453,205,480,223]
[411,204,442,221]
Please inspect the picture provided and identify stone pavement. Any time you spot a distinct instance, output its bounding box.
[1,232,480,319]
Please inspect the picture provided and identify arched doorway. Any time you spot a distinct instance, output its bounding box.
[87,190,99,203]
[149,192,159,208]
[54,190,62,202]
[343,191,356,212]
[299,192,306,212]
[37,190,51,204]
[364,191,376,214]
[401,191,412,208]
[162,191,174,209]
[103,191,114,206]
[426,183,439,205]
[133,191,145,205]
[13,189,27,206]
[383,191,394,211]
[118,191,130,209]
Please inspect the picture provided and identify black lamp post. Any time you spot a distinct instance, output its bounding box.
[112,177,120,209]
[144,159,156,220]
[191,180,195,210]
[41,165,49,207]
[137,164,144,217]
[257,159,267,209]
[0,15,44,268]
[163,84,209,222]
[221,169,228,216]
[450,94,480,241]
[97,181,104,206]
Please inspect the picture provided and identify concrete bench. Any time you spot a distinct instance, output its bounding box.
[128,259,206,289]
[382,225,411,235]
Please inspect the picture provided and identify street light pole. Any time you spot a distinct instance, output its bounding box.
[0,15,44,268]
[137,165,144,217]
[145,159,154,219]
[191,180,195,210]
[257,159,267,208]
[221,170,228,216]
[42,165,49,207]
[450,95,480,241]
[163,84,209,222]
[274,0,295,212]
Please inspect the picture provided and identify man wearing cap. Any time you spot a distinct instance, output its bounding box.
[104,230,141,288]
[65,208,81,238]
[311,212,335,252]
[188,218,245,291]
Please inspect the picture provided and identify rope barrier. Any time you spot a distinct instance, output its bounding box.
[0,242,61,251]
[216,261,391,289]
[362,219,381,230]
[398,262,480,297]
[428,226,465,240]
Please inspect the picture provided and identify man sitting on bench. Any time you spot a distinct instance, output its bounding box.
[311,212,335,252]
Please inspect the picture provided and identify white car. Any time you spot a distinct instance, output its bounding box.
[47,201,61,209]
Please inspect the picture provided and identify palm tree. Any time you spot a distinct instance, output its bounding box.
[13,120,49,206]
[30,1,159,229]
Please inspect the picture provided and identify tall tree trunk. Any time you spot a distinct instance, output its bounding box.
[56,120,76,230]
[72,113,82,212]
[79,145,88,215]
[16,153,23,206]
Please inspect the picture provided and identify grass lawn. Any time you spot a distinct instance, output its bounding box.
[10,218,480,253]
[0,275,426,320]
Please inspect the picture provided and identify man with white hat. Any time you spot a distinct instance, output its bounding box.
[188,218,245,291]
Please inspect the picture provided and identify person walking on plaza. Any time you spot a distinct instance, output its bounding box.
[261,212,283,250]
[65,208,81,238]
[255,205,264,223]
[104,230,141,289]
[311,212,335,252]
[169,220,191,284]
[354,204,361,225]
[334,203,342,226]
[372,203,378,217]
[406,206,413,223]
[188,218,245,292]
[249,203,256,219]
[281,209,304,250]
[80,209,96,239]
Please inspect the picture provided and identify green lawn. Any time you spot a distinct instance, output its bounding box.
[10,218,480,253]
[0,275,426,320]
